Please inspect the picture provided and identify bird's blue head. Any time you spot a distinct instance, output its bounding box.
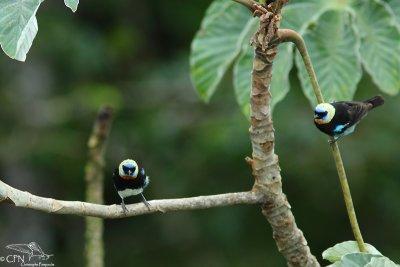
[119,159,139,178]
[314,103,335,124]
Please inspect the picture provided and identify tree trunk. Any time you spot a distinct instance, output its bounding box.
[248,2,319,266]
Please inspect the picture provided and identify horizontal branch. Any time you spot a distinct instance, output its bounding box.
[0,180,264,219]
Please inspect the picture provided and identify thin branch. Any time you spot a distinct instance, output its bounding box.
[330,143,366,252]
[278,28,367,253]
[0,180,263,219]
[277,29,324,103]
[232,0,259,11]
[85,106,113,267]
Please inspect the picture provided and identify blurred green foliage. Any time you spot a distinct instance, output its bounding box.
[0,0,399,266]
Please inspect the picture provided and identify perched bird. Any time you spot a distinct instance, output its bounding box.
[113,159,150,213]
[314,95,384,143]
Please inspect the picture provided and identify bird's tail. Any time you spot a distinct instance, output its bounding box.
[364,95,384,109]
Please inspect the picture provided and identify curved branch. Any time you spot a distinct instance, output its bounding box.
[277,29,324,103]
[232,0,259,11]
[278,28,367,253]
[0,180,263,219]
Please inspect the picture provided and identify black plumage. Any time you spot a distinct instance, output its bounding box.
[314,95,384,142]
[113,167,148,193]
[112,159,150,213]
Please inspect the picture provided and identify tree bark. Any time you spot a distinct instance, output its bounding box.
[248,2,319,266]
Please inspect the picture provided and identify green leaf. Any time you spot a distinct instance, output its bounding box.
[64,0,79,12]
[384,0,400,26]
[282,1,328,32]
[295,10,362,107]
[329,254,399,267]
[233,44,253,117]
[337,253,379,267]
[233,43,293,117]
[281,0,352,33]
[352,0,400,95]
[365,257,399,267]
[190,0,256,102]
[0,0,42,61]
[322,241,382,263]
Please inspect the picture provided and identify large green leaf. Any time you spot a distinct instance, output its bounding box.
[281,0,352,32]
[233,43,253,117]
[295,10,362,106]
[233,42,293,116]
[337,253,379,267]
[0,0,42,61]
[365,257,399,267]
[190,0,255,102]
[282,1,329,32]
[322,241,382,263]
[384,0,400,26]
[352,0,400,95]
[64,0,79,12]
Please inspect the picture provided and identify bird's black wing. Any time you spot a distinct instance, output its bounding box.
[333,101,369,127]
[113,168,145,191]
[345,102,370,126]
[138,167,149,189]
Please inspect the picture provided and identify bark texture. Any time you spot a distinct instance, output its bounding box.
[84,106,113,267]
[248,2,319,266]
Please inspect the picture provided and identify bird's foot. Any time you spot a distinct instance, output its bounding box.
[121,199,128,214]
[328,139,337,145]
[329,135,343,144]
[141,193,151,211]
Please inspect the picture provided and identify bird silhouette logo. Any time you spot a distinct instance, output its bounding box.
[6,242,53,261]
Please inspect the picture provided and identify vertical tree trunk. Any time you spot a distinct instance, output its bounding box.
[248,2,319,266]
[84,106,113,267]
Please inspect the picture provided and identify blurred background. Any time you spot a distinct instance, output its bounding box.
[0,0,399,266]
